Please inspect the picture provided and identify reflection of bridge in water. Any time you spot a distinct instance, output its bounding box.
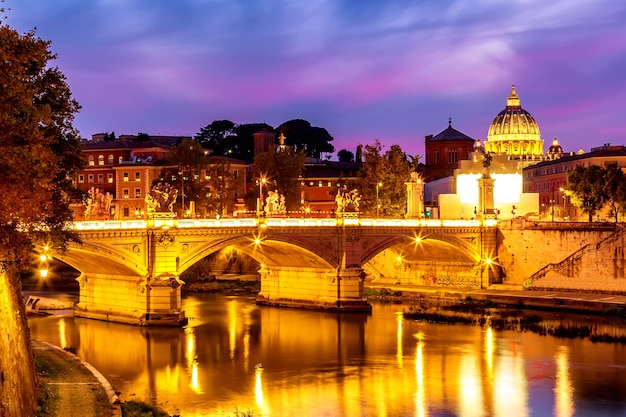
[48,217,499,325]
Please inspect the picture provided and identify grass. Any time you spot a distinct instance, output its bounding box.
[121,400,171,417]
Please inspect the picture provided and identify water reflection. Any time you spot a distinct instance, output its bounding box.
[27,293,626,416]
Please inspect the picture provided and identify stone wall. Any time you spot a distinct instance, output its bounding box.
[496,221,620,291]
[0,267,37,417]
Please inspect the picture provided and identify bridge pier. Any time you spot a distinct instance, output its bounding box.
[74,273,187,326]
[256,266,371,312]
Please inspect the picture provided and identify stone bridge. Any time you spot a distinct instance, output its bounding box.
[44,217,500,326]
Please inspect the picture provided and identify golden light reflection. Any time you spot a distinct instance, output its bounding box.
[555,346,574,417]
[494,347,528,417]
[414,334,426,417]
[185,329,203,393]
[58,319,67,349]
[396,312,403,368]
[228,300,237,360]
[485,326,494,381]
[255,366,269,415]
[459,352,483,417]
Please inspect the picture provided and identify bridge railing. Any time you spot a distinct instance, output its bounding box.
[72,218,493,230]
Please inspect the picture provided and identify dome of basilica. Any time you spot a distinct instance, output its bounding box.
[485,85,543,158]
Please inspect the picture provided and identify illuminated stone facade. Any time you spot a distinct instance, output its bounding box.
[485,85,544,158]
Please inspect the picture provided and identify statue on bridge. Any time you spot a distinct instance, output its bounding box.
[264,190,286,217]
[145,183,178,214]
[335,187,360,214]
[84,187,113,220]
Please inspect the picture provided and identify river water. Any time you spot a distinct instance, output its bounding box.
[27,292,626,417]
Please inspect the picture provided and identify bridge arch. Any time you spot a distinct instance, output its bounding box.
[177,234,336,276]
[360,231,479,266]
[39,241,146,278]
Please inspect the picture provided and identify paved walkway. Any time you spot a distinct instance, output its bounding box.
[32,339,121,417]
[366,283,626,312]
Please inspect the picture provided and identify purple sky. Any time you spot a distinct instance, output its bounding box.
[7,0,626,158]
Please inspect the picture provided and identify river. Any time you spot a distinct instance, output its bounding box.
[27,292,626,417]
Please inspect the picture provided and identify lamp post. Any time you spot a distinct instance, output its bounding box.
[376,182,382,218]
[178,165,185,217]
[258,177,266,219]
[551,185,555,222]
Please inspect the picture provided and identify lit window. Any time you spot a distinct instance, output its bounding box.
[123,189,129,199]
[78,174,84,184]
[135,172,141,182]
[118,156,123,164]
[327,181,332,187]
[98,155,104,166]
[88,155,95,166]
[301,181,305,186]
[135,188,141,198]
[123,173,129,182]
[318,181,322,187]
[108,154,114,165]
[107,174,113,184]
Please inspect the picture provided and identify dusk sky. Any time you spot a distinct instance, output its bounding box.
[8,0,626,158]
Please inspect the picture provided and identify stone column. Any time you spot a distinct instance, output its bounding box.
[477,173,495,218]
[405,175,424,218]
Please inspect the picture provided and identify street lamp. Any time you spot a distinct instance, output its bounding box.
[258,177,266,219]
[178,165,185,217]
[559,187,566,220]
[376,182,382,218]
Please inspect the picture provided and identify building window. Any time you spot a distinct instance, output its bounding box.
[318,181,323,187]
[233,170,238,179]
[108,174,113,183]
[118,156,123,164]
[78,174,84,184]
[88,174,94,183]
[108,154,114,165]
[98,155,104,166]
[328,181,332,187]
[98,174,104,183]
[301,181,305,186]
[123,172,129,182]
[135,188,141,198]
[123,189,129,199]
[88,155,95,166]
[433,151,439,164]
[448,148,458,163]
[135,172,141,182]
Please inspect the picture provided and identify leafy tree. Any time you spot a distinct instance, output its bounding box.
[0,20,83,416]
[566,165,606,222]
[156,139,210,216]
[195,119,236,155]
[204,156,241,217]
[337,149,354,162]
[253,144,307,211]
[355,140,411,217]
[602,163,625,222]
[134,132,150,142]
[277,119,335,159]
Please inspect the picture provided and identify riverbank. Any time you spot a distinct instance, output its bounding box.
[365,283,626,316]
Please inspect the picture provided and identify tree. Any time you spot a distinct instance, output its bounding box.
[233,123,273,161]
[0,20,83,416]
[156,139,210,216]
[195,119,236,155]
[253,144,307,211]
[277,119,335,159]
[602,164,626,222]
[337,149,354,162]
[204,156,241,217]
[356,140,411,217]
[566,165,606,222]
